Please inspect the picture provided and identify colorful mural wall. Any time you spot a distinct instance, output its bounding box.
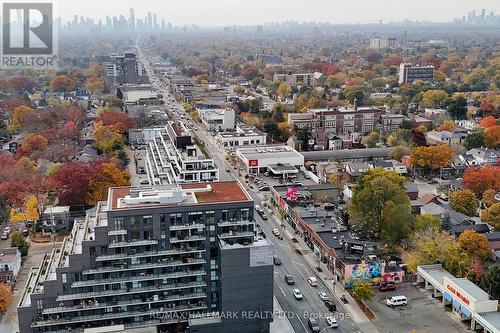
[344,261,383,288]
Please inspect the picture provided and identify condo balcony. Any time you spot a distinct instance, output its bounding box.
[44,289,207,315]
[33,300,207,327]
[109,239,158,248]
[169,235,206,243]
[218,231,255,239]
[57,272,207,301]
[72,271,207,288]
[217,220,255,227]
[169,223,206,231]
[82,258,206,275]
[95,247,206,262]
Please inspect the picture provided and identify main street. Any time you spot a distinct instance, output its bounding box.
[137,43,361,333]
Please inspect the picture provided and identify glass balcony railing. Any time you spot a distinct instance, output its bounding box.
[96,247,206,262]
[58,272,207,301]
[33,301,207,327]
[218,231,255,239]
[169,223,205,231]
[217,220,254,227]
[169,235,206,243]
[82,259,206,275]
[109,239,158,248]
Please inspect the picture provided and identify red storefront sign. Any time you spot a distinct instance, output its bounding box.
[447,284,470,305]
[249,159,259,167]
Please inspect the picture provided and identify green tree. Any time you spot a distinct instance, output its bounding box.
[441,212,452,231]
[480,264,500,300]
[295,128,312,151]
[351,281,375,302]
[380,201,415,243]
[447,96,468,120]
[349,169,409,237]
[10,230,29,256]
[271,103,285,123]
[414,214,441,233]
[463,132,485,150]
[450,189,478,217]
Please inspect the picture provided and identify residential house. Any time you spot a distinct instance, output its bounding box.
[345,162,369,177]
[466,148,499,166]
[426,131,466,146]
[369,161,395,172]
[0,248,21,287]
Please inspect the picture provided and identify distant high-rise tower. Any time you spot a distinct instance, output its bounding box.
[161,18,166,30]
[153,13,158,30]
[147,11,153,30]
[129,8,135,31]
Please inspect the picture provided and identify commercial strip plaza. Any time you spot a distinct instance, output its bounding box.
[417,264,500,333]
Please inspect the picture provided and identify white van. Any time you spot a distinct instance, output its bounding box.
[386,295,408,307]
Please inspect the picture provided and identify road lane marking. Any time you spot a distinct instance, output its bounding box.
[278,286,286,297]
[296,315,308,333]
[292,261,306,267]
[278,243,291,249]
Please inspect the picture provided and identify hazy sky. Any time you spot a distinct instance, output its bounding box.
[58,0,500,26]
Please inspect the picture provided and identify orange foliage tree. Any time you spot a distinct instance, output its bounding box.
[87,162,130,205]
[11,105,36,130]
[16,133,48,157]
[479,116,497,129]
[410,144,456,171]
[462,165,500,197]
[0,282,13,312]
[50,75,76,92]
[484,125,500,149]
[458,230,492,264]
[435,120,456,132]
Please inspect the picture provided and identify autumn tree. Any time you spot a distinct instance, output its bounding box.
[351,280,375,303]
[458,230,492,264]
[435,120,456,132]
[414,214,441,233]
[462,165,500,197]
[92,122,124,153]
[482,189,498,208]
[85,77,105,94]
[479,116,497,129]
[480,264,500,300]
[405,228,468,277]
[50,162,92,205]
[482,203,500,230]
[380,200,415,243]
[16,133,48,157]
[50,75,76,92]
[348,168,410,240]
[10,230,30,256]
[0,283,13,312]
[87,163,130,205]
[328,172,350,189]
[484,125,500,149]
[410,144,455,172]
[11,105,36,130]
[450,189,478,216]
[389,146,411,161]
[98,109,136,134]
[9,195,39,223]
[422,89,448,108]
[277,82,292,100]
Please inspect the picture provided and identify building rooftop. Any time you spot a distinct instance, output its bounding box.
[0,248,18,264]
[109,181,251,210]
[450,277,492,302]
[236,145,303,160]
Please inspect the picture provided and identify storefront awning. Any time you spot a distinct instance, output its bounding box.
[461,306,471,319]
[453,298,461,309]
[444,292,453,302]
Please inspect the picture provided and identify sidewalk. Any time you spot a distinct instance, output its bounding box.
[270,297,295,333]
[273,212,380,333]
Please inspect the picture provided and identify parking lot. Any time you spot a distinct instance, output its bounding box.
[367,282,469,333]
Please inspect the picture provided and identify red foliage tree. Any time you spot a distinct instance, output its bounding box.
[480,116,497,129]
[462,165,500,197]
[98,109,136,134]
[50,162,92,205]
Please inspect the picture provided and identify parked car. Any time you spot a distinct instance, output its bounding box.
[273,256,282,265]
[326,315,338,328]
[318,292,330,301]
[307,276,318,287]
[307,317,320,332]
[386,295,408,307]
[379,282,396,292]
[1,232,8,240]
[139,180,149,185]
[293,288,303,300]
[22,228,29,237]
[272,229,281,238]
[284,275,295,285]
[4,226,11,234]
[324,299,337,311]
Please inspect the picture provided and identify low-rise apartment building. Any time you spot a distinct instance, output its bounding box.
[17,182,273,333]
[199,108,235,132]
[398,63,435,84]
[145,121,219,185]
[273,72,323,87]
[0,248,21,286]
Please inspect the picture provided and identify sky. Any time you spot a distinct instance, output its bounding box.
[57,0,500,26]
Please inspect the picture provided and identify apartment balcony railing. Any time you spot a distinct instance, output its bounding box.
[58,272,207,301]
[109,239,158,248]
[217,220,255,227]
[82,258,206,275]
[218,231,255,239]
[33,301,207,327]
[107,229,127,236]
[96,247,206,262]
[44,288,207,315]
[82,259,206,275]
[169,235,206,243]
[169,223,205,231]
